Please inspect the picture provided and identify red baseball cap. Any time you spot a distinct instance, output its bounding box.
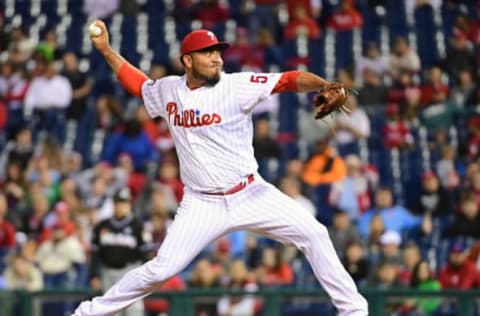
[181,29,229,55]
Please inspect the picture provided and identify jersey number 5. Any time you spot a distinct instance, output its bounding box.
[250,75,268,84]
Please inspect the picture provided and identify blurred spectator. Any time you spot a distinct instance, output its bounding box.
[210,238,232,271]
[4,254,43,291]
[388,70,420,105]
[366,214,387,259]
[468,118,480,159]
[357,187,423,238]
[252,28,283,70]
[24,61,72,142]
[420,66,449,106]
[256,247,294,287]
[103,118,159,172]
[378,230,402,265]
[83,174,112,223]
[3,161,28,216]
[367,260,402,289]
[62,52,94,121]
[328,209,361,258]
[329,155,372,221]
[279,176,317,217]
[156,161,183,203]
[407,260,441,316]
[284,4,320,40]
[89,188,146,316]
[39,201,76,243]
[357,69,388,106]
[398,243,421,286]
[189,258,221,313]
[450,69,475,107]
[7,127,33,170]
[414,170,453,217]
[355,42,389,85]
[342,241,369,287]
[0,61,30,134]
[217,260,258,316]
[84,0,119,19]
[172,0,196,25]
[420,101,462,141]
[116,153,146,201]
[301,137,347,186]
[35,222,85,287]
[193,0,230,29]
[435,145,460,191]
[95,94,124,133]
[245,235,262,270]
[443,28,476,80]
[8,26,36,66]
[0,193,15,267]
[438,240,478,289]
[245,0,280,41]
[337,67,356,91]
[383,103,414,150]
[334,95,371,154]
[253,119,282,181]
[223,27,255,72]
[327,0,363,31]
[143,274,186,315]
[447,192,480,238]
[0,14,10,53]
[389,37,421,79]
[37,29,64,61]
[23,194,50,240]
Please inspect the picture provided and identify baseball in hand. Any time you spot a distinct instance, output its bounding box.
[88,23,102,37]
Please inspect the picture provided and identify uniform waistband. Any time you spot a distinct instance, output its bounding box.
[202,174,255,196]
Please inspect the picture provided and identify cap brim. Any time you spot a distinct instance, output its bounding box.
[190,42,230,54]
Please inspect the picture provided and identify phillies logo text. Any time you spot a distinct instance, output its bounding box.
[166,102,222,128]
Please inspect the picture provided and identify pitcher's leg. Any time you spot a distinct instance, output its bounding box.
[74,193,230,316]
[231,182,368,316]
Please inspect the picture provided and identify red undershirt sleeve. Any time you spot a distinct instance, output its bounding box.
[116,62,149,98]
[271,70,300,94]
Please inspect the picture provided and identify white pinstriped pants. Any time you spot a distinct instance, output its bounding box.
[74,176,368,316]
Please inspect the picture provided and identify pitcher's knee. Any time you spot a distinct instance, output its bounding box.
[143,256,184,286]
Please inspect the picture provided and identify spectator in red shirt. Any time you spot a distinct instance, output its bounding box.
[156,161,184,203]
[438,241,479,289]
[284,4,321,40]
[327,0,363,31]
[256,247,294,287]
[223,27,254,72]
[0,192,16,250]
[193,0,229,30]
[143,275,186,315]
[383,103,414,150]
[38,201,76,243]
[420,66,449,106]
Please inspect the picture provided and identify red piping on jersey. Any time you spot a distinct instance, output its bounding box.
[272,70,300,93]
[117,62,149,98]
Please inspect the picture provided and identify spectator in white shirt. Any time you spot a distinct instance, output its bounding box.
[24,61,72,142]
[279,176,317,217]
[335,94,371,155]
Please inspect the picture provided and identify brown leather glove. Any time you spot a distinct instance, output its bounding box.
[313,83,349,119]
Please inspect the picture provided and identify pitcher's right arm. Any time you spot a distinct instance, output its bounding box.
[89,20,148,98]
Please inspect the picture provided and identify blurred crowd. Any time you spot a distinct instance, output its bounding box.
[1,0,480,315]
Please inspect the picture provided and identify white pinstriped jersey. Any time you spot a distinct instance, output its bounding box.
[141,72,282,192]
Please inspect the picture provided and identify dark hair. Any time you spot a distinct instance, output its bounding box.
[123,119,142,137]
[410,260,432,288]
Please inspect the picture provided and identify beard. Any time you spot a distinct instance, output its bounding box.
[192,67,221,86]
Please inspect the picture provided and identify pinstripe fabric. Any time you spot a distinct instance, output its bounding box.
[74,70,368,315]
[75,177,368,316]
[140,73,281,192]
